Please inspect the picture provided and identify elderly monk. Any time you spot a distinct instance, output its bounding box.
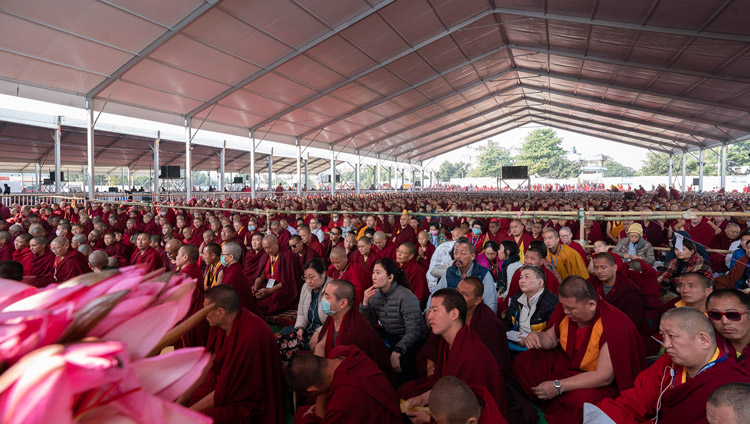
[12,233,33,275]
[513,276,646,423]
[244,232,268,281]
[164,238,182,272]
[598,308,750,424]
[254,234,301,316]
[373,231,397,260]
[290,234,319,269]
[299,226,324,258]
[707,289,750,371]
[404,289,507,423]
[396,242,429,308]
[221,241,259,315]
[51,236,90,282]
[429,376,506,424]
[130,233,163,272]
[176,244,210,348]
[269,220,291,249]
[326,247,369,305]
[315,279,395,385]
[707,383,750,424]
[203,243,224,290]
[543,228,589,280]
[88,250,109,273]
[182,285,284,423]
[286,346,402,424]
[393,213,418,247]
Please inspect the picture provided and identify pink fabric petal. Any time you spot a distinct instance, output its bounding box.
[111,390,212,424]
[87,295,154,337]
[4,285,85,312]
[1,367,72,424]
[101,302,181,361]
[131,347,210,401]
[0,279,37,310]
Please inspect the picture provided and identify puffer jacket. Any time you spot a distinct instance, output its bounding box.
[504,288,559,333]
[612,236,656,265]
[360,281,428,353]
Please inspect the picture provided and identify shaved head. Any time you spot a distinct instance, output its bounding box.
[429,376,481,424]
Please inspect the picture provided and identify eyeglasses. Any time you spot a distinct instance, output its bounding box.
[707,310,750,322]
[289,243,299,248]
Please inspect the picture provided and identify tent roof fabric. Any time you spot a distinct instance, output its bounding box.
[0,0,748,165]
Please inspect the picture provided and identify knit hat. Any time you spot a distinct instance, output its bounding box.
[627,223,643,237]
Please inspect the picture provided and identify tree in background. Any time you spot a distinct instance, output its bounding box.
[603,159,637,177]
[469,140,513,177]
[639,152,671,176]
[517,129,580,178]
[438,161,470,180]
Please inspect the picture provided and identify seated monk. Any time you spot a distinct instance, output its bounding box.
[176,244,210,348]
[25,236,55,287]
[51,236,90,282]
[326,246,369,305]
[396,242,429,308]
[221,242,259,315]
[12,233,33,276]
[181,285,284,423]
[706,383,750,424]
[286,346,402,424]
[505,245,561,308]
[130,233,163,272]
[291,234,320,269]
[513,276,646,423]
[164,239,182,272]
[87,250,109,273]
[253,234,301,316]
[299,226,324,258]
[706,289,750,372]
[429,376,506,424]
[403,289,507,423]
[103,232,128,264]
[0,231,13,262]
[243,232,267,281]
[625,259,662,318]
[202,243,224,290]
[314,279,395,385]
[654,272,714,330]
[589,252,649,333]
[373,231,397,260]
[355,236,381,277]
[597,308,750,423]
[543,228,589,280]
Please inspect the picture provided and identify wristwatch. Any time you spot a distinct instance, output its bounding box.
[553,380,562,395]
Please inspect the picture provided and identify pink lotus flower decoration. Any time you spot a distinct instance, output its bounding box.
[0,266,212,423]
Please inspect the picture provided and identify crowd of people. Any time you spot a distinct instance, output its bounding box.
[1,186,750,423]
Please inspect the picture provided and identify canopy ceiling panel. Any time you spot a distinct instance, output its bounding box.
[0,0,748,169]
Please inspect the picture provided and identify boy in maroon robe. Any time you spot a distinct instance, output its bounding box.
[243,233,268,282]
[513,276,646,424]
[25,236,56,287]
[0,231,13,262]
[51,236,90,282]
[315,279,395,386]
[598,307,750,423]
[326,247,369,306]
[175,244,210,348]
[183,285,284,424]
[220,242,259,315]
[12,233,33,276]
[130,233,163,272]
[254,234,301,316]
[287,346,402,424]
[403,289,508,421]
[103,232,128,262]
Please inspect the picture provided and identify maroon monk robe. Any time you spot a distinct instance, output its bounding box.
[684,218,714,248]
[177,262,210,348]
[12,247,34,275]
[717,333,750,372]
[326,263,370,308]
[401,326,508,419]
[141,219,160,236]
[399,259,429,308]
[513,301,646,424]
[566,240,589,265]
[130,246,163,273]
[156,247,173,272]
[275,229,291,249]
[320,308,396,387]
[507,232,534,254]
[392,224,417,247]
[588,275,648,331]
[625,259,660,303]
[257,248,301,316]
[190,308,284,424]
[21,249,56,288]
[358,250,381,277]
[104,242,128,259]
[416,242,435,273]
[709,230,737,273]
[299,345,401,424]
[243,248,268,282]
[222,262,259,316]
[54,248,90,282]
[307,236,324,258]
[472,385,508,424]
[0,242,13,262]
[373,240,397,260]
[297,245,320,269]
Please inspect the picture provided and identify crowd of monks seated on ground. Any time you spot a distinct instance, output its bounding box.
[1,187,750,423]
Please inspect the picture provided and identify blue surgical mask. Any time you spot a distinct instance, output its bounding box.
[472,228,482,235]
[321,297,338,316]
[160,211,166,216]
[341,226,352,233]
[248,225,256,231]
[220,255,227,266]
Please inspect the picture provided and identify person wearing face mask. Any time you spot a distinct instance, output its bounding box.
[427,222,445,247]
[469,221,486,251]
[220,241,259,315]
[339,216,354,235]
[315,278,397,386]
[291,258,331,350]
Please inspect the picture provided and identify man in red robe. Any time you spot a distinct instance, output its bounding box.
[513,276,646,423]
[287,345,402,424]
[588,252,648,331]
[707,289,750,372]
[103,232,128,263]
[221,241,259,315]
[175,244,210,348]
[598,307,750,423]
[505,246,561,309]
[0,231,13,262]
[291,234,320,269]
[507,219,533,258]
[396,242,429,308]
[373,231,396,260]
[403,289,508,422]
[299,226,324,258]
[683,211,714,248]
[25,236,56,287]
[130,233,163,272]
[243,233,267,282]
[393,213,418,247]
[560,226,588,265]
[11,233,33,276]
[183,285,284,424]
[51,236,91,282]
[428,376,507,424]
[254,233,301,316]
[315,279,395,386]
[269,220,291,250]
[327,247,369,305]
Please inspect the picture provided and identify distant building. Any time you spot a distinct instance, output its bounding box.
[579,154,607,181]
